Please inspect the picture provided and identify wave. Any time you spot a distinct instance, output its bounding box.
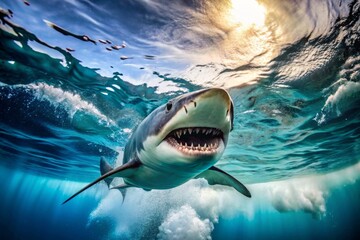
[316,80,360,124]
[29,82,111,122]
[88,162,360,239]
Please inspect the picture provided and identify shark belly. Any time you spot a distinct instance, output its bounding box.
[124,164,197,190]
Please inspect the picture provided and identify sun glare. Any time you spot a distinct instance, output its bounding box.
[228,0,266,28]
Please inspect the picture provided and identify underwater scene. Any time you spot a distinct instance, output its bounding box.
[1,0,360,239]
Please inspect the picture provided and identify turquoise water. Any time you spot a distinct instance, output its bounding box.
[0,0,359,239]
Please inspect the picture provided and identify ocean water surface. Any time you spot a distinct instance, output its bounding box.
[0,0,359,239]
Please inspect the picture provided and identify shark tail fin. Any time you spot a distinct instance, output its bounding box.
[100,157,114,187]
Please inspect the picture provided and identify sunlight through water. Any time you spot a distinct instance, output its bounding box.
[228,0,266,28]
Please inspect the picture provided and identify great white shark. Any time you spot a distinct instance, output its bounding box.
[63,88,251,204]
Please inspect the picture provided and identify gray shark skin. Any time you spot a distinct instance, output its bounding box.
[63,88,251,204]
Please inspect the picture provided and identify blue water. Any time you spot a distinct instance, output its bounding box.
[0,0,359,239]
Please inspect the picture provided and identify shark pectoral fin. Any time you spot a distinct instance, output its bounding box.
[110,183,132,191]
[195,166,251,198]
[62,160,141,204]
[110,184,132,204]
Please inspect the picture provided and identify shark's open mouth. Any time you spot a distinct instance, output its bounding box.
[165,127,224,155]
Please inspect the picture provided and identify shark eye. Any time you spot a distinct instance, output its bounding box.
[166,102,173,111]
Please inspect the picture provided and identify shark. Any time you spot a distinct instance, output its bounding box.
[63,88,251,204]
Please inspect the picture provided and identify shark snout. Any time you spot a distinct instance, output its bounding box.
[156,87,234,148]
[188,88,233,130]
[200,88,231,100]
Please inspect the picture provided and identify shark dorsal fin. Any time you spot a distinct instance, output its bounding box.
[100,157,114,187]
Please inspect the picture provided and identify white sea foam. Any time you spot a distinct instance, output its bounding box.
[157,205,213,240]
[316,81,360,124]
[88,162,360,239]
[266,179,326,219]
[112,84,121,90]
[27,83,113,124]
[256,162,360,218]
[106,87,115,92]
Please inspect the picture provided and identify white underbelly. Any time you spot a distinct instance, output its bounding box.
[124,165,197,190]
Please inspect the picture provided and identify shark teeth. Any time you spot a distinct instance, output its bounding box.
[172,127,221,138]
[166,127,223,155]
